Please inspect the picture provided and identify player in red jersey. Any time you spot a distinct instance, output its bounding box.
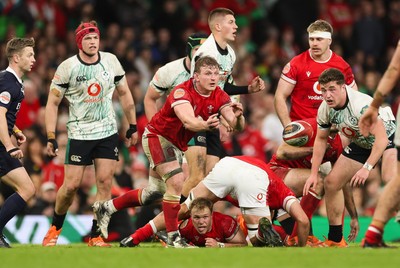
[178,197,247,247]
[126,56,244,248]
[119,155,309,247]
[274,19,358,127]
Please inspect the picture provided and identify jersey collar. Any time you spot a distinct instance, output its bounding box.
[6,66,23,84]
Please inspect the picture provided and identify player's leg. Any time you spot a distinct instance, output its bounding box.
[362,158,400,247]
[181,132,207,201]
[323,155,358,247]
[380,147,397,184]
[0,164,35,248]
[205,130,221,175]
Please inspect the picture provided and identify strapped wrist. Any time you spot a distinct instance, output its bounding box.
[47,131,56,140]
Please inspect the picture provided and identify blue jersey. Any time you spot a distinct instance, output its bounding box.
[0,67,24,148]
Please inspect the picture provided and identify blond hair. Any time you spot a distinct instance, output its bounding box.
[307,20,333,34]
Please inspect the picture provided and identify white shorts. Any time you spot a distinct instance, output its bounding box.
[202,157,269,208]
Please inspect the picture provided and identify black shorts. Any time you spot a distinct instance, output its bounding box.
[0,149,23,177]
[342,134,396,164]
[65,133,119,166]
[397,147,400,162]
[187,131,207,147]
[206,130,222,157]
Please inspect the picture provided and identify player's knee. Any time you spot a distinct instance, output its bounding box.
[141,188,164,205]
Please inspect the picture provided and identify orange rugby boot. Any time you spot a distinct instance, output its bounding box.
[88,236,112,247]
[42,225,62,246]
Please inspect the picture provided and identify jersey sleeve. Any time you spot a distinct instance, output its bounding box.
[51,60,70,96]
[110,54,125,85]
[220,214,239,242]
[342,63,356,88]
[170,86,191,108]
[0,79,13,110]
[316,102,332,129]
[280,60,298,85]
[149,65,174,95]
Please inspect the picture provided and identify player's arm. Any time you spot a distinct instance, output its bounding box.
[276,142,313,160]
[12,124,26,146]
[220,102,245,131]
[224,76,265,95]
[0,107,14,151]
[303,127,330,196]
[116,76,138,146]
[287,200,309,247]
[174,102,219,132]
[350,119,388,187]
[274,79,295,127]
[343,182,359,242]
[205,228,247,248]
[359,41,400,136]
[144,84,163,121]
[45,86,64,156]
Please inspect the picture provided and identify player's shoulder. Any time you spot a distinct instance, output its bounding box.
[290,51,309,64]
[0,70,17,88]
[159,57,186,73]
[330,51,350,65]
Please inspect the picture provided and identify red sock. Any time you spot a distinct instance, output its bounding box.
[290,190,321,238]
[113,189,142,210]
[132,223,154,244]
[300,190,321,219]
[273,224,287,240]
[365,224,383,244]
[162,199,180,232]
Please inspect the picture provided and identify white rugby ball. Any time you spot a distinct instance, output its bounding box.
[282,120,314,147]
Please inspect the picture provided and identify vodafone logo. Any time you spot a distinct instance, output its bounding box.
[257,193,264,201]
[313,81,322,95]
[87,83,101,96]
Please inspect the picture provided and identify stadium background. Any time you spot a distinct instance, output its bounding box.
[1,0,400,244]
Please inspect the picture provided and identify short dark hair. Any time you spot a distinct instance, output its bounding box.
[318,68,345,85]
[6,37,35,60]
[189,197,213,214]
[194,56,219,73]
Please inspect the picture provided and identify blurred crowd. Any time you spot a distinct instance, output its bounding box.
[1,0,400,232]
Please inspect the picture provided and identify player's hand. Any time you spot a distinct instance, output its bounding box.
[205,238,219,248]
[350,168,369,187]
[47,139,58,157]
[14,131,26,146]
[248,76,266,93]
[7,147,23,159]
[303,174,317,196]
[206,114,220,130]
[359,107,378,137]
[231,102,244,118]
[347,217,359,242]
[125,124,138,146]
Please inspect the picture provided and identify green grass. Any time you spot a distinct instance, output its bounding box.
[1,242,400,268]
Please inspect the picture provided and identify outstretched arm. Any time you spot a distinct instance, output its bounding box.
[359,41,400,136]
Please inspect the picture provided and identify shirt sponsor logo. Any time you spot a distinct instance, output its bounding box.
[0,91,11,104]
[308,95,324,100]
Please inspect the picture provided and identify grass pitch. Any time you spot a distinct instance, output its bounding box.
[1,242,399,268]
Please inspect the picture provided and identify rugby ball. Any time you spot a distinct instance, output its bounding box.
[282,120,314,147]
